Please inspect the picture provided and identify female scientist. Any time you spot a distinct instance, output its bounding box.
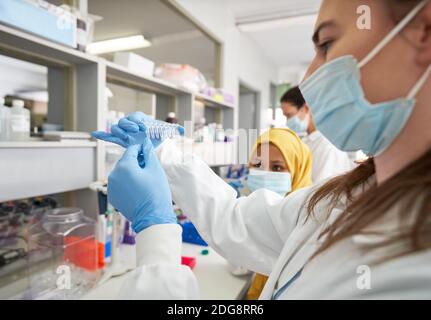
[93,0,431,299]
[245,128,312,299]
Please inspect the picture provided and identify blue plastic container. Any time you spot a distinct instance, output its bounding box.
[181,222,208,247]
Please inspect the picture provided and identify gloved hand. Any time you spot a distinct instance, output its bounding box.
[92,112,184,149]
[108,138,177,233]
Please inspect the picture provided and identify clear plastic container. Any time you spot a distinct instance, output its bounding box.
[26,208,100,300]
[154,63,207,92]
[0,98,11,141]
[10,99,30,141]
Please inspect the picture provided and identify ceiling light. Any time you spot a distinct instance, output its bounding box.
[87,35,152,55]
[238,14,317,33]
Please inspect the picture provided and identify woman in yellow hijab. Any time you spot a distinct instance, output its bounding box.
[246,128,312,300]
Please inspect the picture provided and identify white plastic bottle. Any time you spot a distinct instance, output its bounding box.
[0,98,11,141]
[10,99,30,141]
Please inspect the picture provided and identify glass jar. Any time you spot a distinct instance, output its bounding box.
[26,207,100,299]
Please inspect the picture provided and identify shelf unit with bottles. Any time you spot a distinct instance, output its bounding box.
[0,22,237,201]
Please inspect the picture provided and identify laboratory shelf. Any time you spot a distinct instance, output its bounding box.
[0,142,96,202]
[105,60,190,96]
[0,21,237,203]
[105,62,235,109]
[0,140,97,148]
[0,24,98,66]
[194,93,235,109]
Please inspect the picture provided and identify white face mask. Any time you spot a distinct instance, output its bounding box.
[299,0,431,156]
[247,169,292,196]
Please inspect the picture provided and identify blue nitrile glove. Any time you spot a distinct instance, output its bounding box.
[107,140,177,233]
[92,112,184,149]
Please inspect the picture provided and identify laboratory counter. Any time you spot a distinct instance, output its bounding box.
[84,243,252,300]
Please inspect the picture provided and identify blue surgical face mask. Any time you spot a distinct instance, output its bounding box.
[247,169,292,196]
[286,114,309,134]
[299,0,431,156]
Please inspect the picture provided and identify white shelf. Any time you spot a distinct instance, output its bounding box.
[195,93,234,109]
[0,140,97,148]
[105,61,235,109]
[0,142,97,202]
[0,22,236,202]
[0,24,98,66]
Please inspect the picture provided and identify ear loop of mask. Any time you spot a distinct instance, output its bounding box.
[356,0,430,99]
[407,65,431,99]
[358,0,429,69]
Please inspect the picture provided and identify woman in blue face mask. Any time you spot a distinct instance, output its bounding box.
[246,128,313,198]
[280,86,353,183]
[246,128,312,299]
[93,0,431,299]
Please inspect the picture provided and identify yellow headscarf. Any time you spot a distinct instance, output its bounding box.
[251,128,313,192]
[247,128,313,300]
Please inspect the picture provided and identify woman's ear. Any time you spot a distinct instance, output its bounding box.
[416,2,431,65]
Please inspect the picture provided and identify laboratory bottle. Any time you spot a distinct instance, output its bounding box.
[10,99,30,141]
[0,98,11,141]
[216,124,225,142]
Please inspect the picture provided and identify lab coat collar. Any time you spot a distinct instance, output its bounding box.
[302,130,322,143]
[260,212,332,299]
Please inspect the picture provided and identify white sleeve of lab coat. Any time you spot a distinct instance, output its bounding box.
[118,224,200,300]
[312,144,352,183]
[156,139,310,276]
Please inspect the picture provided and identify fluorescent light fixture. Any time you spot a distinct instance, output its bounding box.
[87,35,151,55]
[238,14,317,33]
[16,91,49,103]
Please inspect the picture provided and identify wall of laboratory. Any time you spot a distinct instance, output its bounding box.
[277,65,309,86]
[175,0,278,131]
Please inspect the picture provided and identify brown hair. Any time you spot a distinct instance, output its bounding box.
[307,0,430,262]
[308,149,431,261]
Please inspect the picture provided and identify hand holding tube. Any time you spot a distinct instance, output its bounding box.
[108,138,177,233]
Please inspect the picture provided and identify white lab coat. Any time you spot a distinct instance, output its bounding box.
[302,131,353,183]
[118,140,431,300]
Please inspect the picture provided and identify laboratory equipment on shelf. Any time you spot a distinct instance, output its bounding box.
[9,100,30,141]
[114,52,155,77]
[193,118,225,143]
[89,182,134,286]
[0,98,10,141]
[155,63,207,93]
[0,197,59,299]
[42,131,92,142]
[0,0,77,48]
[26,207,100,299]
[201,87,235,105]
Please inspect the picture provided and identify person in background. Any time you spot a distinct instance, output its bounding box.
[245,128,312,299]
[280,86,352,183]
